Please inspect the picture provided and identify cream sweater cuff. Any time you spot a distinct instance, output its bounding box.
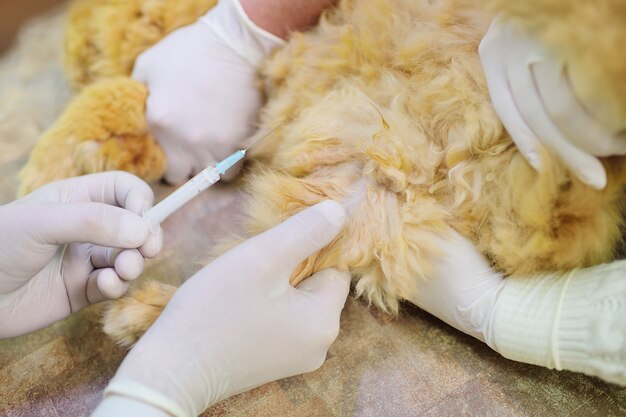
[490,261,626,385]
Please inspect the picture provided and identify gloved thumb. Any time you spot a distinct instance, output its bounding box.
[253,200,346,273]
[297,268,351,312]
[33,202,151,249]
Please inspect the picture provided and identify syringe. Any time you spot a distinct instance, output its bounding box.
[143,126,279,231]
[143,149,246,231]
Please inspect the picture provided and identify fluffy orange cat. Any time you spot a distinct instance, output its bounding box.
[17,0,626,345]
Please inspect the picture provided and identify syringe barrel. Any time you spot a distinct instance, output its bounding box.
[143,167,221,231]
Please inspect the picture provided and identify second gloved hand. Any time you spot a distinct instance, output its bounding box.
[96,201,350,417]
[132,0,284,184]
[479,15,626,190]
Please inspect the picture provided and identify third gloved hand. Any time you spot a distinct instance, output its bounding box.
[479,15,626,190]
[132,0,284,184]
[409,230,626,387]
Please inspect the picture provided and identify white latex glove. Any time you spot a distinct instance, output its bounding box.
[132,0,284,184]
[92,201,350,417]
[0,173,162,339]
[409,231,626,387]
[479,15,626,190]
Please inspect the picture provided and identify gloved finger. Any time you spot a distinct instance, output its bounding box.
[160,139,195,184]
[90,246,122,268]
[532,59,626,157]
[35,202,150,249]
[296,269,350,348]
[296,268,351,312]
[131,51,152,83]
[114,249,145,281]
[86,268,131,304]
[144,97,195,185]
[487,76,544,170]
[139,226,163,259]
[55,172,155,216]
[90,247,145,280]
[507,51,607,189]
[479,20,544,170]
[249,200,346,278]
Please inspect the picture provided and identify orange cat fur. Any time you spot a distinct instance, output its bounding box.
[226,0,626,310]
[16,0,626,344]
[18,0,217,195]
[105,0,626,345]
[65,0,217,89]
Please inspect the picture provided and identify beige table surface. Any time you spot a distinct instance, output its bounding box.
[1,5,625,417]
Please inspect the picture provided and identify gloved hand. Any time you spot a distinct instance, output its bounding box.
[93,201,350,417]
[479,15,626,190]
[409,231,626,386]
[0,172,162,339]
[132,0,284,184]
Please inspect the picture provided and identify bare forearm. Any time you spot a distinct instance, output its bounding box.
[241,0,337,38]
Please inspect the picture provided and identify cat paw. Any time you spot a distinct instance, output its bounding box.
[102,281,176,347]
[18,77,165,196]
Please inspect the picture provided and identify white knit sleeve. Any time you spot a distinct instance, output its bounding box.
[489,260,626,386]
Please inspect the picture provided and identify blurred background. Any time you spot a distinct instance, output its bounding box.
[0,0,66,53]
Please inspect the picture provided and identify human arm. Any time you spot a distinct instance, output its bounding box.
[241,0,337,39]
[475,11,626,383]
[0,173,162,338]
[479,15,626,190]
[409,231,626,386]
[91,200,350,417]
[132,0,337,183]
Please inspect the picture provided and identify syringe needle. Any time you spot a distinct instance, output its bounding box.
[142,124,282,231]
[245,124,282,152]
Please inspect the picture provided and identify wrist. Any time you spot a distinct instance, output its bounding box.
[557,261,626,385]
[103,381,188,417]
[408,232,506,344]
[240,0,287,38]
[489,262,626,384]
[488,273,569,368]
[105,328,233,417]
[92,394,173,417]
[200,0,284,67]
[241,0,336,39]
